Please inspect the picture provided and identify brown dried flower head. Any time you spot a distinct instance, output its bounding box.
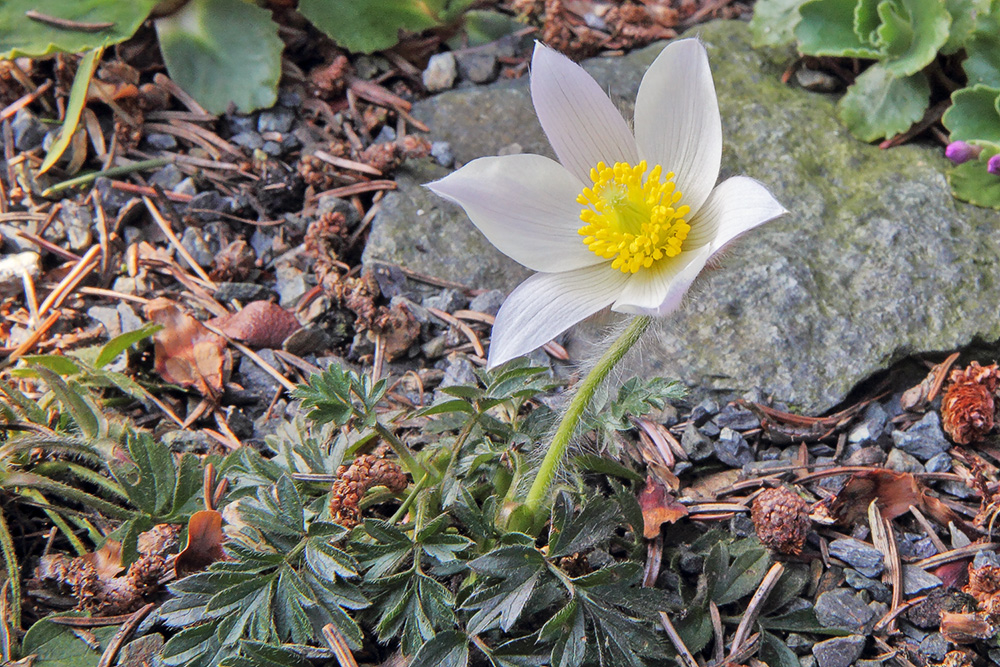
[965,560,1000,619]
[751,487,811,555]
[942,361,1000,444]
[329,448,408,528]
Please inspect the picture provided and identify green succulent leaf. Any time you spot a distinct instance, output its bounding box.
[154,0,282,113]
[963,1,1000,86]
[748,0,807,47]
[21,614,121,667]
[942,84,1000,144]
[299,0,442,54]
[0,0,157,58]
[796,0,882,58]
[873,0,951,76]
[941,0,990,54]
[949,159,1000,209]
[836,64,930,141]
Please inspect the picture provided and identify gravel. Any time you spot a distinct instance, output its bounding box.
[828,538,884,578]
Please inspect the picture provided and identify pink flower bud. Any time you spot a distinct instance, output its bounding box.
[946,141,981,164]
[989,154,1000,175]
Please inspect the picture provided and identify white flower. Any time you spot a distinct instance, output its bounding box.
[428,39,787,368]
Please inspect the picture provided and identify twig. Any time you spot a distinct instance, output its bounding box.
[25,10,113,31]
[909,505,948,555]
[729,562,785,658]
[709,601,724,665]
[309,180,397,200]
[201,322,297,393]
[313,150,383,176]
[643,533,663,587]
[869,500,902,632]
[322,623,359,667]
[96,603,155,667]
[143,196,217,288]
[916,542,999,569]
[0,80,53,122]
[427,306,486,358]
[37,245,101,317]
[41,158,170,197]
[659,612,700,667]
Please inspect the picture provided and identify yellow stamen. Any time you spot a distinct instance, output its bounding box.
[577,160,690,274]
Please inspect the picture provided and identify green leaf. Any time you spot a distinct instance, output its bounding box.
[572,453,643,483]
[40,47,102,174]
[417,399,476,416]
[299,0,442,54]
[0,1,157,58]
[713,546,771,605]
[547,493,620,559]
[458,9,524,47]
[941,0,989,54]
[546,601,587,667]
[21,355,82,376]
[943,84,1000,144]
[963,1,1000,85]
[761,607,849,634]
[760,631,800,667]
[21,614,120,667]
[874,0,951,76]
[409,630,470,667]
[749,0,808,47]
[306,538,360,579]
[465,570,543,633]
[836,64,930,141]
[796,0,882,58]
[949,158,1000,209]
[94,322,159,369]
[154,0,282,113]
[27,365,102,439]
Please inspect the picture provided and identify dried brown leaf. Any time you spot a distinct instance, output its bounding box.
[175,509,225,577]
[145,297,228,398]
[639,476,688,539]
[210,300,301,349]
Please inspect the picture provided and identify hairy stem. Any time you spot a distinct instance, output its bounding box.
[512,315,652,534]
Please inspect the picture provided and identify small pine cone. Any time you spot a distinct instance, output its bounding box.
[330,451,408,528]
[942,362,1000,444]
[751,487,811,555]
[127,554,167,596]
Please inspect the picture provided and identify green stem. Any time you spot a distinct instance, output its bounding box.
[41,158,172,197]
[374,422,427,480]
[389,472,431,524]
[512,315,652,534]
[0,510,20,631]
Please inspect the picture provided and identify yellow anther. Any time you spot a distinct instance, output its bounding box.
[577,161,690,274]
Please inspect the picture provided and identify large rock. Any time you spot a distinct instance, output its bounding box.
[364,20,1000,413]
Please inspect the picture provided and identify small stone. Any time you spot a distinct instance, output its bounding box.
[283,325,332,356]
[468,289,505,316]
[250,228,274,260]
[261,140,283,156]
[689,398,719,425]
[713,404,760,430]
[583,11,607,30]
[815,590,876,633]
[924,451,952,473]
[891,411,950,461]
[918,633,948,662]
[812,636,865,667]
[238,348,282,397]
[795,68,842,93]
[714,427,754,466]
[0,251,40,296]
[88,306,122,338]
[652,404,679,427]
[829,538,884,578]
[431,141,454,167]
[118,303,144,334]
[257,106,295,134]
[149,163,184,189]
[423,288,467,312]
[278,89,301,107]
[456,51,499,84]
[849,402,887,443]
[12,109,46,151]
[316,194,361,226]
[786,633,813,655]
[885,448,924,473]
[95,177,132,217]
[144,132,177,150]
[680,423,714,461]
[973,550,1000,568]
[699,421,721,438]
[941,480,978,499]
[423,52,457,92]
[844,569,890,603]
[173,177,198,197]
[374,125,397,144]
[902,565,942,594]
[215,282,273,303]
[438,353,477,389]
[161,429,218,454]
[897,533,937,560]
[224,113,257,135]
[180,227,217,267]
[844,445,886,466]
[230,131,264,150]
[275,264,309,307]
[60,201,93,252]
[118,634,164,667]
[225,408,255,440]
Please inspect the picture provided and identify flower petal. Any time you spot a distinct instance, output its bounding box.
[427,154,605,273]
[633,39,722,215]
[530,42,639,184]
[611,245,713,317]
[488,264,630,367]
[684,176,787,251]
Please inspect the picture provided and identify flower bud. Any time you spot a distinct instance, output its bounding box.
[989,154,1000,175]
[946,141,981,164]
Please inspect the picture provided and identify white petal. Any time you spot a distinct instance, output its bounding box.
[488,264,630,367]
[633,39,722,215]
[611,245,713,316]
[530,42,639,184]
[684,176,787,251]
[427,154,605,273]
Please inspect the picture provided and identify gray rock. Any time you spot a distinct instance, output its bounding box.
[117,633,164,667]
[795,68,841,93]
[812,635,866,667]
[844,569,890,603]
[897,533,937,560]
[714,427,753,466]
[364,20,1000,413]
[973,549,1000,568]
[680,423,714,461]
[257,106,295,134]
[238,348,281,397]
[431,141,455,167]
[423,52,458,92]
[713,404,760,430]
[144,132,177,150]
[161,429,217,453]
[149,163,184,189]
[456,51,499,84]
[118,303,144,333]
[278,89,301,107]
[468,289,505,316]
[60,201,93,252]
[828,538,884,578]
[891,412,950,461]
[699,421,721,438]
[261,140,283,156]
[902,565,942,594]
[848,403,887,444]
[924,451,952,473]
[12,109,46,151]
[225,113,257,135]
[88,306,121,338]
[690,398,720,425]
[843,445,886,467]
[215,282,273,303]
[815,590,875,633]
[423,288,468,313]
[317,194,362,226]
[918,633,948,662]
[275,264,309,307]
[885,448,924,473]
[283,325,332,357]
[180,227,217,267]
[439,353,477,389]
[786,633,813,655]
[0,252,40,296]
[230,131,264,150]
[250,228,274,260]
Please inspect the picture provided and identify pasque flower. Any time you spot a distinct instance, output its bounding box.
[428,39,786,367]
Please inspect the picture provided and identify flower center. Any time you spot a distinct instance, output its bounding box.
[577,161,691,274]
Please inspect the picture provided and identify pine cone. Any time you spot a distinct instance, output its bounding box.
[751,487,811,555]
[942,362,1000,444]
[329,450,408,528]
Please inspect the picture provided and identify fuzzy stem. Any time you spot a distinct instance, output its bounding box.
[0,509,20,630]
[512,315,652,534]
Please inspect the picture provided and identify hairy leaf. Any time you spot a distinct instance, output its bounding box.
[300,0,442,54]
[948,156,1000,209]
[943,84,1000,144]
[748,0,807,47]
[836,64,930,141]
[795,0,881,58]
[874,0,951,77]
